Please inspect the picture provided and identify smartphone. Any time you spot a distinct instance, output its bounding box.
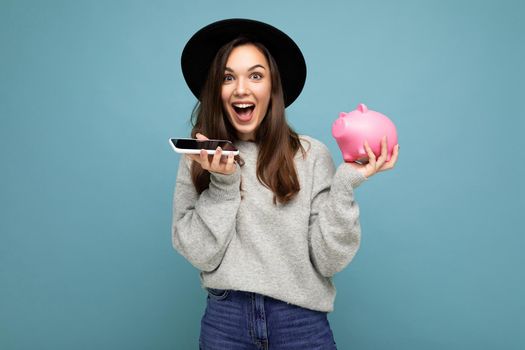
[169,138,239,156]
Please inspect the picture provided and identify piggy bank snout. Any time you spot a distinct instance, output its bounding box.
[332,118,349,138]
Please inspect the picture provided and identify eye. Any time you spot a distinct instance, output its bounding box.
[223,74,234,82]
[250,72,263,80]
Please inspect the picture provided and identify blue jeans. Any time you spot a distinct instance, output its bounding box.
[199,289,337,350]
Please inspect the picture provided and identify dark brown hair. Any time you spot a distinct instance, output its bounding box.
[190,37,306,204]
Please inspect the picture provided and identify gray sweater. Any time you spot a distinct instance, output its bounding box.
[171,135,367,312]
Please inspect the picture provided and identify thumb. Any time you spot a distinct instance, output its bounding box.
[195,133,209,140]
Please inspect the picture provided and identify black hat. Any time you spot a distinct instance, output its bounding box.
[181,18,307,108]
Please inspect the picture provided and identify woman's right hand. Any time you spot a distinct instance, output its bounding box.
[347,136,399,179]
[185,133,238,175]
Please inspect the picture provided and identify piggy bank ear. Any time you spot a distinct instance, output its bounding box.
[339,112,347,118]
[357,104,368,113]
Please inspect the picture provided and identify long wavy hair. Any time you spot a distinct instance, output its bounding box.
[189,37,306,205]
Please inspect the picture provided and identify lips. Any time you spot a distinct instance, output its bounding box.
[232,102,255,122]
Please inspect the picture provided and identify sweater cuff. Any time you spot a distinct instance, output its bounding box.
[209,163,241,199]
[335,162,367,189]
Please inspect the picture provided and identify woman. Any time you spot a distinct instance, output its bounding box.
[172,19,399,349]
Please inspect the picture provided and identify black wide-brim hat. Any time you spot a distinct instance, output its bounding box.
[181,18,307,108]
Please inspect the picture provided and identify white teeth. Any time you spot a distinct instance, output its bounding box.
[233,103,255,108]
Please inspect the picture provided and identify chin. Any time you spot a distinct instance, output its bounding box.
[236,127,257,140]
[228,114,261,140]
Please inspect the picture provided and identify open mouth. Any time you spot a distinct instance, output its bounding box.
[232,103,255,121]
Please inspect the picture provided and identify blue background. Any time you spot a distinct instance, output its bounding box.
[1,0,524,349]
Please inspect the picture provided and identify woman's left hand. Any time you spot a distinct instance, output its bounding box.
[348,136,399,179]
[185,133,238,175]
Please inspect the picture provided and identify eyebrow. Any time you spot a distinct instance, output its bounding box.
[225,64,266,72]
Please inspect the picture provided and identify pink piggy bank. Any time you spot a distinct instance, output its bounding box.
[332,103,398,162]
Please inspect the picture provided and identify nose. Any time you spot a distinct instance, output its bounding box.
[234,78,249,96]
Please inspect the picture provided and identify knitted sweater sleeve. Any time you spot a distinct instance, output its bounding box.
[308,143,367,277]
[171,156,241,272]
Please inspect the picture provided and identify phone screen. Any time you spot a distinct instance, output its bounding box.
[171,139,238,152]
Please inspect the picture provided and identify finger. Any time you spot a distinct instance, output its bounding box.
[210,147,223,169]
[199,149,209,169]
[379,144,399,172]
[362,141,376,178]
[195,133,209,140]
[388,144,399,166]
[376,136,388,168]
[225,152,235,172]
[219,150,230,164]
[364,140,376,166]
